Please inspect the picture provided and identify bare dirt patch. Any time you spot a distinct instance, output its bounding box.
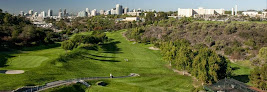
[149,47,160,50]
[0,70,25,74]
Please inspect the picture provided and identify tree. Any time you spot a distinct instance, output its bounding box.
[145,12,156,24]
[61,40,77,52]
[259,47,267,60]
[250,64,267,90]
[192,48,229,84]
[175,46,194,75]
[156,12,168,20]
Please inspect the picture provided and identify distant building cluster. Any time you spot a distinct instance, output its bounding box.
[19,8,73,22]
[17,3,267,22]
[76,4,153,17]
[178,7,225,17]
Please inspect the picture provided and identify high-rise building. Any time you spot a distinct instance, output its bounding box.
[48,9,53,17]
[91,9,97,16]
[105,10,111,15]
[29,10,33,15]
[232,8,234,15]
[41,11,46,18]
[20,11,24,16]
[33,12,38,17]
[63,9,67,16]
[111,8,116,15]
[124,7,129,14]
[58,12,62,18]
[86,8,90,16]
[100,10,105,15]
[59,8,62,12]
[116,4,123,15]
[77,11,87,17]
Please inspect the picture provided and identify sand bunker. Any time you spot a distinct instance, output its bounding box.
[149,47,160,50]
[0,70,25,74]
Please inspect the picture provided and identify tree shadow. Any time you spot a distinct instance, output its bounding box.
[84,56,120,62]
[21,43,61,51]
[100,41,122,54]
[86,53,115,58]
[232,75,250,83]
[231,67,240,70]
[0,54,13,67]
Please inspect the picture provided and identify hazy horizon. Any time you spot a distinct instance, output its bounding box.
[1,0,266,14]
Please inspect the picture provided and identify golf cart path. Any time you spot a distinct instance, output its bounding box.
[13,73,140,92]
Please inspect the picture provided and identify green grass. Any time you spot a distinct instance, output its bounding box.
[0,30,194,91]
[230,62,252,84]
[7,56,48,68]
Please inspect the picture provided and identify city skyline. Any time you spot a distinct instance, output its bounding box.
[0,0,267,14]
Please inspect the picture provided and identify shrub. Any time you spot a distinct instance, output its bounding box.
[224,24,237,35]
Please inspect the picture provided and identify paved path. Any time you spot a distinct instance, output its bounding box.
[13,73,139,92]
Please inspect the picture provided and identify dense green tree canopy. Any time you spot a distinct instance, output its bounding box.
[250,64,267,90]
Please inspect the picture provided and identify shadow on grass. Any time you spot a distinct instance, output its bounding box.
[100,41,122,54]
[22,43,61,51]
[232,75,250,83]
[84,56,120,62]
[0,54,13,67]
[86,53,115,58]
[231,67,240,70]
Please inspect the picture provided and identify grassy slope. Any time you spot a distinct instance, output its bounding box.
[230,61,252,84]
[0,30,193,91]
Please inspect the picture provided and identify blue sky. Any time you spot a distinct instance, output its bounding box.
[0,0,266,14]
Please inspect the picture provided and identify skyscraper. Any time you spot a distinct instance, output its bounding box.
[29,10,33,15]
[116,4,123,15]
[105,10,111,15]
[100,10,105,15]
[58,12,62,18]
[91,9,97,16]
[86,8,90,16]
[111,8,116,15]
[63,9,67,16]
[20,11,24,16]
[41,11,46,18]
[48,9,53,17]
[124,7,129,14]
[33,12,38,17]
[232,8,234,15]
[77,11,87,17]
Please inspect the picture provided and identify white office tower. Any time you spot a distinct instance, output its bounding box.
[235,5,238,15]
[91,9,97,16]
[116,4,123,15]
[41,11,46,18]
[111,8,116,15]
[86,8,90,16]
[20,11,24,16]
[100,10,105,15]
[77,11,87,17]
[231,8,234,15]
[48,9,53,17]
[33,12,38,17]
[124,7,129,14]
[58,12,62,18]
[133,9,137,12]
[29,10,33,15]
[105,10,111,15]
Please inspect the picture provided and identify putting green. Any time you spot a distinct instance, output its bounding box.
[8,56,49,68]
